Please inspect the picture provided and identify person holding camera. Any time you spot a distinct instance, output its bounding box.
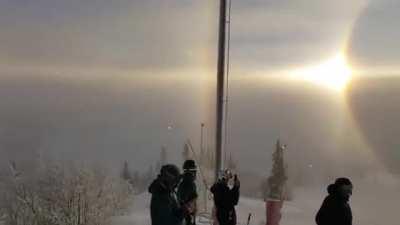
[210,169,240,225]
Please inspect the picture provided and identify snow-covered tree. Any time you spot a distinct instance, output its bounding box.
[156,146,168,172]
[160,146,167,165]
[266,139,288,200]
[0,160,132,225]
[182,142,191,161]
[121,161,132,181]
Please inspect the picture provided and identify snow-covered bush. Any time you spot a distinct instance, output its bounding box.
[0,161,131,225]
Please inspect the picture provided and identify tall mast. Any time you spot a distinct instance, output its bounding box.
[215,0,227,181]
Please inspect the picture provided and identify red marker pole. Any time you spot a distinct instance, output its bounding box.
[266,199,283,225]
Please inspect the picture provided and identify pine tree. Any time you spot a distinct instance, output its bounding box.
[121,161,132,181]
[160,146,167,165]
[147,165,155,180]
[183,142,191,161]
[266,139,288,200]
[156,146,168,173]
[155,161,161,175]
[132,171,140,185]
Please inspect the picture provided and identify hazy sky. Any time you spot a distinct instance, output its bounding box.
[1,0,399,175]
[1,0,399,76]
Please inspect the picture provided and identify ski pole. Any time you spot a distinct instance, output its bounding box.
[246,213,252,225]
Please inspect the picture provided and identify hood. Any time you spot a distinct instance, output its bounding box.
[148,176,168,195]
[327,183,350,202]
[327,183,337,195]
[210,180,226,194]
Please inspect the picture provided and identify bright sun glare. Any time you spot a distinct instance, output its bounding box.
[290,53,352,91]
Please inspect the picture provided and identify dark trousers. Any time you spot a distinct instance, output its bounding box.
[184,214,196,225]
[216,209,236,225]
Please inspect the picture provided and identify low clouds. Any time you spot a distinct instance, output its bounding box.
[0,0,218,71]
[3,0,398,75]
[0,0,371,75]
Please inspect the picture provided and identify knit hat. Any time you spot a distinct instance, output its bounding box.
[183,159,197,171]
[334,177,353,187]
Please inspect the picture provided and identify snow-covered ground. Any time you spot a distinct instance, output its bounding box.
[110,189,323,225]
[112,179,399,225]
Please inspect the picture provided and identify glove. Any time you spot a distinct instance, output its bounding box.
[183,201,196,215]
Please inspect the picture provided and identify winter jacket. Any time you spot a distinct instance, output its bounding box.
[210,181,240,225]
[316,184,353,225]
[177,173,198,225]
[149,177,185,225]
[177,173,198,204]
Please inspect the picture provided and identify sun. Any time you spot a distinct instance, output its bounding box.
[290,53,352,91]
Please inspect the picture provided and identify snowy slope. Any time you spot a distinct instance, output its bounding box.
[112,181,399,225]
[112,193,151,225]
[111,192,315,225]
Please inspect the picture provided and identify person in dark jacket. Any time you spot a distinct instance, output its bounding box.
[177,160,198,225]
[210,169,240,225]
[149,164,194,225]
[316,177,353,225]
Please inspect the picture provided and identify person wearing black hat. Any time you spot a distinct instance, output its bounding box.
[210,169,240,225]
[149,164,194,225]
[177,160,198,225]
[316,177,353,225]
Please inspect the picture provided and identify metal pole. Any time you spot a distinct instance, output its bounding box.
[200,123,205,156]
[215,0,227,182]
[200,123,208,212]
